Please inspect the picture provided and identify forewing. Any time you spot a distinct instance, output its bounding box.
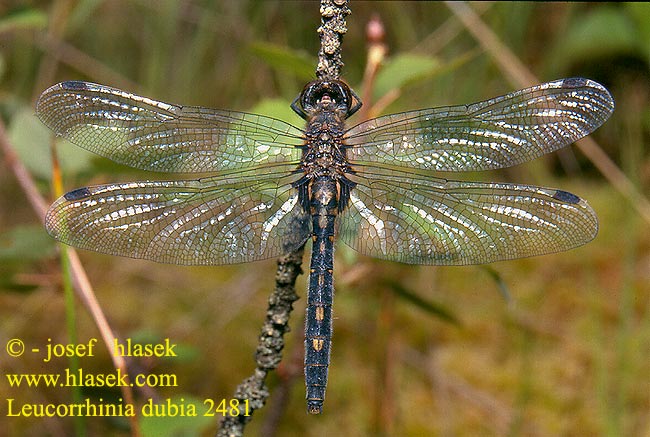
[45,167,310,265]
[340,167,597,265]
[36,81,304,173]
[345,78,614,171]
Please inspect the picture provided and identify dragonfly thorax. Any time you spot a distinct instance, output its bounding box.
[292,79,362,182]
[296,80,356,182]
[302,115,347,174]
[291,81,363,216]
[297,111,354,214]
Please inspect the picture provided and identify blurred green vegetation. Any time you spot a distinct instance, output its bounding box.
[1,1,648,436]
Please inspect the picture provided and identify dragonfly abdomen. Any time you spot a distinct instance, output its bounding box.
[305,176,338,414]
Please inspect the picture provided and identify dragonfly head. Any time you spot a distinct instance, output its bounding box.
[291,79,362,120]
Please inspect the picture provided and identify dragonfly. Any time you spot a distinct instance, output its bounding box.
[37,77,614,414]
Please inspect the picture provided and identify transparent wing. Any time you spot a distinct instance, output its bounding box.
[45,166,310,265]
[345,78,614,171]
[36,81,304,173]
[339,167,597,265]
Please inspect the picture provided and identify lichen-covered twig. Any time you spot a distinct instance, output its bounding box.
[316,0,351,79]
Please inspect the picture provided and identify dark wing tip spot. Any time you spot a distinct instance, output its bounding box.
[553,190,580,204]
[562,77,588,88]
[61,80,91,90]
[64,187,92,201]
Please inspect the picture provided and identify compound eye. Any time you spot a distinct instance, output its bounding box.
[335,83,351,106]
[300,82,320,109]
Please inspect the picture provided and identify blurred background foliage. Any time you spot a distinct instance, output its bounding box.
[0,1,648,436]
